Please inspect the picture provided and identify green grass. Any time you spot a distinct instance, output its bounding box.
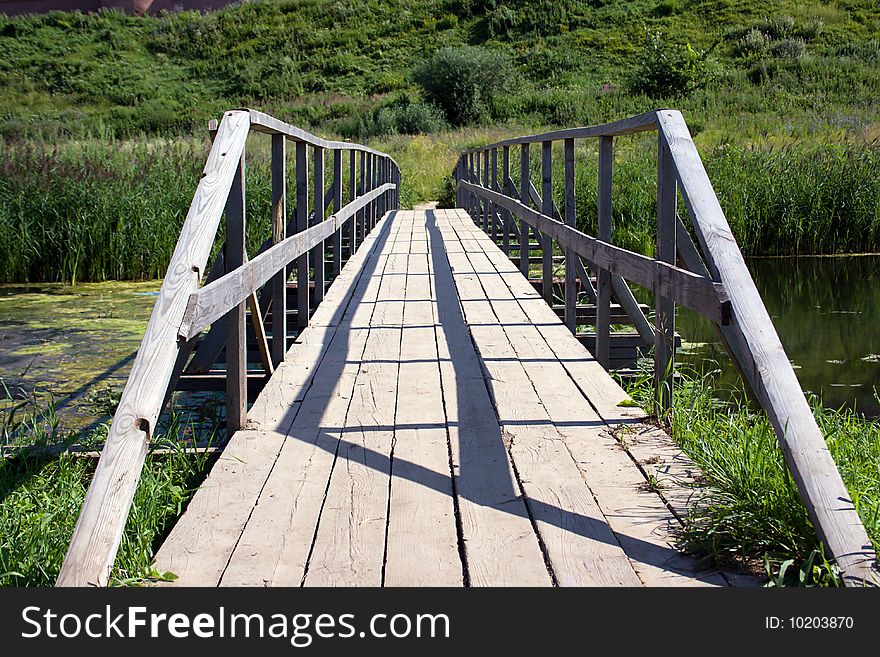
[0,1,877,282]
[623,368,880,586]
[0,393,218,586]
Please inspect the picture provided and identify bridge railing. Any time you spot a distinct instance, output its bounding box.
[454,109,878,586]
[57,109,399,586]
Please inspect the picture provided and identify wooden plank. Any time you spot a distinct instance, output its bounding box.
[596,135,613,368]
[501,146,511,254]
[332,148,343,277]
[225,153,248,435]
[443,237,643,586]
[656,109,879,586]
[295,141,310,330]
[219,221,395,586]
[270,133,287,367]
[460,180,730,325]
[312,145,325,306]
[178,185,394,340]
[248,109,397,163]
[519,144,530,277]
[430,213,552,586]
[655,135,676,413]
[563,138,576,333]
[490,148,498,242]
[349,149,357,257]
[56,110,251,587]
[304,248,407,586]
[541,141,553,305]
[385,237,462,586]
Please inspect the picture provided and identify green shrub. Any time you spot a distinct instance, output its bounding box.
[628,31,711,98]
[413,46,513,126]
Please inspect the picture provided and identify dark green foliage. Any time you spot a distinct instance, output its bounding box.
[413,46,513,126]
[628,31,712,97]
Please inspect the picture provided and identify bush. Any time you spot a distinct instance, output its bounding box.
[629,31,711,98]
[413,46,513,126]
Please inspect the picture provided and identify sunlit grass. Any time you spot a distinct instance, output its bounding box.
[623,368,880,586]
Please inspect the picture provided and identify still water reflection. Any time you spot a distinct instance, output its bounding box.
[676,255,880,418]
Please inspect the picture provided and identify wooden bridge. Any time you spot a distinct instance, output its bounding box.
[56,109,879,587]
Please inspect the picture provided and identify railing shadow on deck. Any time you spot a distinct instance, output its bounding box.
[453,109,879,586]
[214,208,722,586]
[57,109,400,587]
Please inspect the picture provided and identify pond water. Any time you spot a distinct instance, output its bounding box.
[676,255,880,418]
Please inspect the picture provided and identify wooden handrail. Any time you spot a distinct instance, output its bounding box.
[178,184,394,340]
[57,110,399,587]
[655,109,879,586]
[460,110,659,154]
[460,180,731,325]
[455,109,880,586]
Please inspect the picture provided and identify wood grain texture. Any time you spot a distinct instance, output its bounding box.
[57,110,251,587]
[270,133,287,368]
[656,109,879,586]
[596,136,613,368]
[654,135,676,414]
[179,185,395,340]
[460,180,730,325]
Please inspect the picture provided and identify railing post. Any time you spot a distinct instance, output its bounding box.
[332,148,343,278]
[655,135,677,414]
[226,149,247,434]
[501,146,511,255]
[541,141,553,304]
[312,145,325,306]
[519,144,530,277]
[270,134,287,368]
[490,148,498,242]
[596,136,614,366]
[482,149,490,233]
[563,138,577,334]
[366,153,374,231]
[468,153,476,220]
[296,141,310,330]
[349,149,357,258]
[358,151,366,243]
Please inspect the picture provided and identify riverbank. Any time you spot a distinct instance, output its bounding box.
[622,369,880,586]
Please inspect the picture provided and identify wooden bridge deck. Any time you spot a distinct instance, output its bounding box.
[154,208,732,587]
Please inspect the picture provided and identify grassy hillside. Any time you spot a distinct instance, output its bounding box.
[1,0,878,142]
[1,0,879,283]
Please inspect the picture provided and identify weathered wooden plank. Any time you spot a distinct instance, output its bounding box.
[384,241,462,586]
[178,185,394,340]
[596,136,613,368]
[312,145,326,307]
[461,111,658,153]
[541,141,553,305]
[220,223,395,586]
[248,109,397,163]
[430,215,552,586]
[656,109,879,586]
[563,138,577,333]
[295,141,310,330]
[460,180,730,325]
[444,237,643,586]
[270,133,287,368]
[655,135,676,413]
[56,110,251,587]
[332,148,343,277]
[519,144,530,278]
[304,251,406,586]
